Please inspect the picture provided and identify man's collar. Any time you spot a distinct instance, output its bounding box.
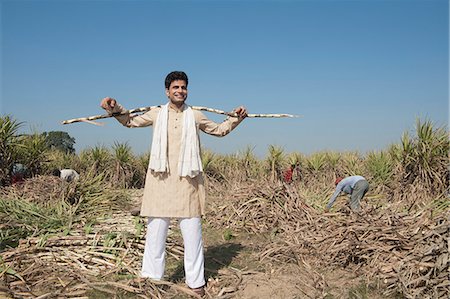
[168,103,187,112]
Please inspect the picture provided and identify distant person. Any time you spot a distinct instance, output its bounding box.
[52,169,80,182]
[11,163,27,185]
[283,163,297,183]
[100,71,247,296]
[325,175,369,212]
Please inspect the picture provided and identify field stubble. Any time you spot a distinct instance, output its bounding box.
[0,165,448,298]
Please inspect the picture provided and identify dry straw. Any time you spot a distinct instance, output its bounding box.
[206,178,449,299]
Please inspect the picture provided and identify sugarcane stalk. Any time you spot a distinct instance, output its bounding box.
[61,105,299,125]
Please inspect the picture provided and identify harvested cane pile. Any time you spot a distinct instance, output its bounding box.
[1,213,253,299]
[0,176,66,204]
[0,177,256,298]
[0,220,196,299]
[0,189,213,299]
[1,172,448,298]
[206,179,449,299]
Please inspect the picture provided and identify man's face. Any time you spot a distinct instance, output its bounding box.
[166,80,188,106]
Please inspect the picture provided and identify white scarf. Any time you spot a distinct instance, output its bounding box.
[149,103,203,178]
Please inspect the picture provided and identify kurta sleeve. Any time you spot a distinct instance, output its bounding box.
[195,111,244,136]
[111,104,154,128]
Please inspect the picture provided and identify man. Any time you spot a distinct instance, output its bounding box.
[52,168,80,182]
[325,175,369,212]
[100,71,247,296]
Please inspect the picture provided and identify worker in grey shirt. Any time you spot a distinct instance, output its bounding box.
[325,175,369,211]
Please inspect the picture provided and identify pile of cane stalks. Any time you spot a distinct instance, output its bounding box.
[0,176,248,299]
[206,179,449,299]
[0,227,203,299]
[1,175,449,298]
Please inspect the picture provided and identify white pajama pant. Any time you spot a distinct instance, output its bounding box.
[141,217,205,289]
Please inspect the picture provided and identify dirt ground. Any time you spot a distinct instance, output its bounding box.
[199,231,388,299]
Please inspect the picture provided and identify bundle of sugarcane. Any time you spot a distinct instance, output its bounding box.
[61,105,300,125]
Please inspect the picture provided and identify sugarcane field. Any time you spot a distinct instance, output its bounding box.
[0,116,448,299]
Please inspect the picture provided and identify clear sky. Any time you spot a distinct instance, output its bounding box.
[1,0,448,157]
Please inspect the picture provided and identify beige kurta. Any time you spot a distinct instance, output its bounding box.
[112,103,243,218]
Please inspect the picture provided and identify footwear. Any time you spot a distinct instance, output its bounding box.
[130,206,141,216]
[190,286,205,297]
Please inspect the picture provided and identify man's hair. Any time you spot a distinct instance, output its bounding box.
[165,71,188,89]
[52,169,61,177]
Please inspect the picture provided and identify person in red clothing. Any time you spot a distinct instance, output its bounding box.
[283,163,297,183]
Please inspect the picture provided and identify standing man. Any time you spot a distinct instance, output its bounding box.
[100,71,247,296]
[325,175,369,212]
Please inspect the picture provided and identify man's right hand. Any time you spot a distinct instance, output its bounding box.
[100,97,117,112]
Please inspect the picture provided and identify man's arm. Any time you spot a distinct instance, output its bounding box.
[326,187,342,210]
[196,106,247,137]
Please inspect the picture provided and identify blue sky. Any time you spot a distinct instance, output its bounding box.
[1,0,448,157]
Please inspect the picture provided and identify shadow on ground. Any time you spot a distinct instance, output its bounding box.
[168,243,243,283]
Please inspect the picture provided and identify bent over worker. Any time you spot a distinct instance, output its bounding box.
[325,175,369,212]
[100,71,247,297]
